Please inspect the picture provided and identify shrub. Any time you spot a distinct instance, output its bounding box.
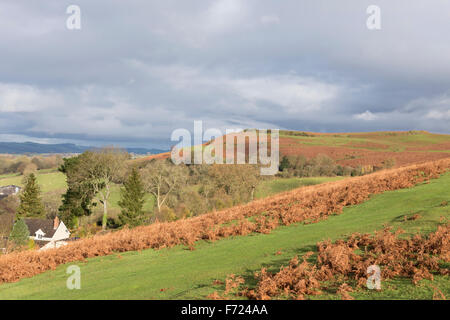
[382,158,397,169]
[9,218,30,248]
[279,156,291,172]
[240,225,450,300]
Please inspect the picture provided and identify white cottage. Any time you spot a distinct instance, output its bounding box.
[24,216,71,250]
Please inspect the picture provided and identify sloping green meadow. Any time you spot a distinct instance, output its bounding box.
[1,173,449,300]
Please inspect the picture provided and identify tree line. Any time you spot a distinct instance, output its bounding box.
[278,154,396,178]
[56,147,261,230]
[2,148,396,238]
[0,155,63,176]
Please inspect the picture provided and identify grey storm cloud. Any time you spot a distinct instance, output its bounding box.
[0,0,449,148]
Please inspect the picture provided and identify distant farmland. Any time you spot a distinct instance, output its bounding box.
[279,130,450,167]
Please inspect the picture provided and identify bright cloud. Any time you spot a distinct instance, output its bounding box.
[0,0,449,147]
[353,110,378,121]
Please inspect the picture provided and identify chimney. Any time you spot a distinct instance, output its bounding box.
[53,216,60,230]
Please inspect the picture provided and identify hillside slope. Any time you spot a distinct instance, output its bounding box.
[279,130,450,167]
[0,159,448,285]
[1,171,449,299]
[139,130,450,168]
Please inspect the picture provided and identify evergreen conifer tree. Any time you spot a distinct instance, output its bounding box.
[279,156,291,172]
[118,168,146,227]
[17,173,45,217]
[10,218,30,247]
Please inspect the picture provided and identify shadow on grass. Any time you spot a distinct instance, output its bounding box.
[170,283,212,299]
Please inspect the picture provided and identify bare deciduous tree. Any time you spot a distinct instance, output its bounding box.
[141,160,188,212]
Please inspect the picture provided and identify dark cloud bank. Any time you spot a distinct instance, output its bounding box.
[0,0,449,148]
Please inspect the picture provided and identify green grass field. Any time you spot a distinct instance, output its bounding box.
[0,170,155,215]
[1,172,448,300]
[0,171,66,193]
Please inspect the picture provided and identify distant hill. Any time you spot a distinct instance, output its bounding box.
[0,142,167,155]
[138,130,450,168]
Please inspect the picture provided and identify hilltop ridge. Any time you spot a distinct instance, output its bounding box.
[138,130,450,167]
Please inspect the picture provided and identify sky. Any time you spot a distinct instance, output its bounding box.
[0,0,449,148]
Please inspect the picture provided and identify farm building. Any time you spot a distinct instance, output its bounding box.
[0,185,21,200]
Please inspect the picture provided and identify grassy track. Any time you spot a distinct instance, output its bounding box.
[1,173,449,300]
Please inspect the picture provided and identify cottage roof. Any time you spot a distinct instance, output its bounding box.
[24,218,58,238]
